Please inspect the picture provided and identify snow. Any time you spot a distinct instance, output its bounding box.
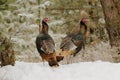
[0,61,120,80]
[18,13,34,18]
[99,18,105,24]
[49,20,64,26]
[40,1,51,9]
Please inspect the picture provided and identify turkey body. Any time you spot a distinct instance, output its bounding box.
[36,18,60,67]
[60,18,88,57]
[60,32,85,57]
[36,33,55,54]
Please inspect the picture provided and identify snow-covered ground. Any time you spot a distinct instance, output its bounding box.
[0,61,120,80]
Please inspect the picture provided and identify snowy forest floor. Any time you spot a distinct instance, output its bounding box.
[0,61,120,80]
[16,34,119,64]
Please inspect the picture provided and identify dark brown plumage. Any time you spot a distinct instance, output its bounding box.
[60,18,88,57]
[36,18,62,67]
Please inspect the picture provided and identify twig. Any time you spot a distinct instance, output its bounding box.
[38,0,41,33]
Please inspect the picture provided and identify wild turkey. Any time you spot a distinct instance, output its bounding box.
[36,17,63,67]
[60,18,88,57]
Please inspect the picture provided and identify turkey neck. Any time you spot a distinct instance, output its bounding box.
[79,21,87,35]
[42,21,49,34]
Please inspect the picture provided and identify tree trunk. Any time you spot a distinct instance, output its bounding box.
[100,0,120,47]
[0,38,15,67]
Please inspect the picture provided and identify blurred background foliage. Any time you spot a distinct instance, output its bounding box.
[0,0,119,64]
